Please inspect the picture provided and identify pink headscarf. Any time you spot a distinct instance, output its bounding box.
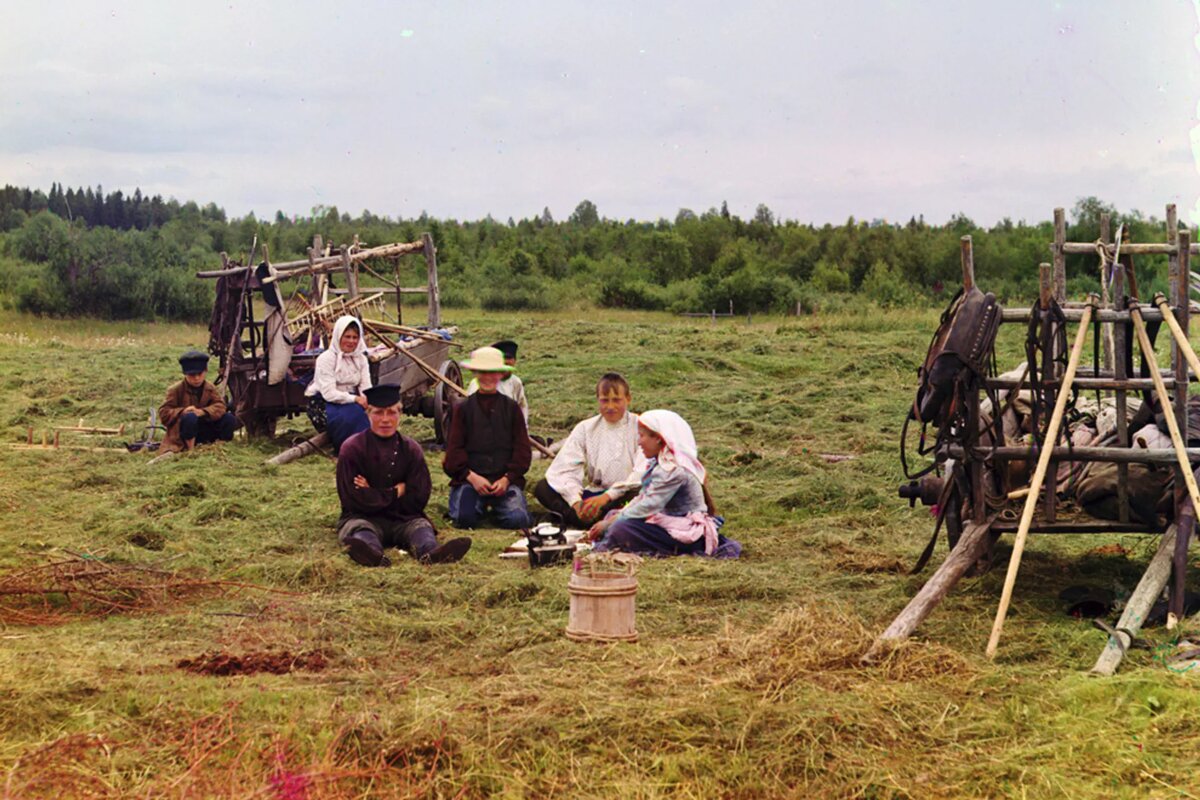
[638,409,706,484]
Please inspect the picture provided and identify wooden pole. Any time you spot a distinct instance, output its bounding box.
[1091,524,1178,676]
[363,321,466,397]
[265,432,330,466]
[1099,213,1114,372]
[1038,264,1057,522]
[1053,207,1067,303]
[362,321,551,458]
[864,519,996,662]
[1155,290,1200,389]
[1128,305,1200,522]
[358,318,462,347]
[986,297,1095,659]
[341,247,359,300]
[1173,502,1195,628]
[246,240,426,283]
[1062,241,1200,256]
[1152,247,1196,626]
[961,236,974,293]
[1113,241,1129,523]
[423,233,441,329]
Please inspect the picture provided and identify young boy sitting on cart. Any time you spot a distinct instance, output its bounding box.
[157,350,238,453]
[443,346,534,529]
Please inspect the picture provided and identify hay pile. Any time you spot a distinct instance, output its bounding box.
[0,553,264,625]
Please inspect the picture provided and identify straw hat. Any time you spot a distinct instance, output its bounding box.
[461,346,514,373]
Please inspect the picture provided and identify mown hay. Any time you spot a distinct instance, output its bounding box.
[5,705,458,799]
[0,554,281,626]
[726,602,977,693]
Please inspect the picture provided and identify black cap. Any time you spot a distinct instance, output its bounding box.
[491,340,518,359]
[179,350,210,375]
[363,383,402,408]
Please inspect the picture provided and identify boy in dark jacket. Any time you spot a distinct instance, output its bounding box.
[336,383,471,567]
[443,346,533,529]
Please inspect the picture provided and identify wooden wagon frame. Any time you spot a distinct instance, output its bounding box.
[196,233,463,444]
[870,204,1200,671]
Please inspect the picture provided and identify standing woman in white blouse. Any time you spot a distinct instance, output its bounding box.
[305,315,372,452]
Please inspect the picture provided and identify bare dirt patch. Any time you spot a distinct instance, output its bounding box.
[177,650,329,676]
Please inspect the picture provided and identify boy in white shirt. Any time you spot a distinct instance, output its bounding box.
[534,372,646,528]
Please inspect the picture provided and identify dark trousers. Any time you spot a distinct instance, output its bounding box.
[180,412,237,444]
[533,479,630,529]
[336,515,439,559]
[448,484,532,530]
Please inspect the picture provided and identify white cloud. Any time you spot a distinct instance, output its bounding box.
[0,1,1196,226]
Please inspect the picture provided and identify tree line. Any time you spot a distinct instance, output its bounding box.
[0,183,228,233]
[0,185,1190,322]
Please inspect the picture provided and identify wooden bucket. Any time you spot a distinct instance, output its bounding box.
[566,553,641,643]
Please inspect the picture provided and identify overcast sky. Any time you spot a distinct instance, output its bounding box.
[2,1,1198,227]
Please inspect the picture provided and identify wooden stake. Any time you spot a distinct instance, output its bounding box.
[986,297,1096,659]
[359,318,463,348]
[864,518,997,662]
[265,432,330,466]
[1129,304,1200,521]
[1091,524,1177,676]
[960,235,974,293]
[423,233,441,328]
[1155,289,1200,391]
[1053,208,1066,303]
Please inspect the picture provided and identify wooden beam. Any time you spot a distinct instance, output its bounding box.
[947,444,1200,465]
[986,299,1095,658]
[265,432,330,466]
[1001,306,1167,323]
[423,232,441,328]
[863,519,996,663]
[1091,525,1177,676]
[1062,242,1200,255]
[960,235,975,292]
[328,287,429,295]
[1053,207,1066,302]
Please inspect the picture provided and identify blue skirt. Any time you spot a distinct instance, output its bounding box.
[325,401,369,450]
[594,517,741,558]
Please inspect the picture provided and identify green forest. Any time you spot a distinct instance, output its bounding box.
[0,184,1190,322]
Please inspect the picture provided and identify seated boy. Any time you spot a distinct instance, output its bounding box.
[443,346,534,529]
[336,383,472,567]
[158,350,238,453]
[466,339,528,422]
[534,372,645,528]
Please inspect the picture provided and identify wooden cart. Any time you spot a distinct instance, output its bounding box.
[869,204,1200,668]
[196,233,461,442]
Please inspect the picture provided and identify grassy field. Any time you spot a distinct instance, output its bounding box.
[1,306,1199,799]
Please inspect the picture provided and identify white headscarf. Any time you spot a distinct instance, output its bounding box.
[329,315,367,372]
[638,409,705,484]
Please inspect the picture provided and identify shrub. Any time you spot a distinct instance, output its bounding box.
[861,260,919,308]
[479,274,551,310]
[810,259,851,293]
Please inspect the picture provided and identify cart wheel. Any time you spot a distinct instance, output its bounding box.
[433,359,463,444]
